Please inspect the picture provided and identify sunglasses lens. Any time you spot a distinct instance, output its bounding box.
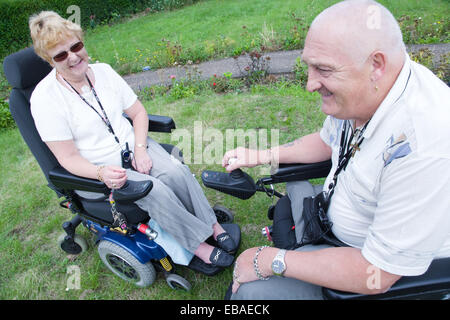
[53,51,68,62]
[52,41,84,62]
[71,41,84,52]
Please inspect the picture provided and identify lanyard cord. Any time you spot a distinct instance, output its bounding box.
[326,118,371,203]
[63,74,121,145]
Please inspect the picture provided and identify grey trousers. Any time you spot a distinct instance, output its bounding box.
[78,137,217,254]
[131,137,218,254]
[231,180,332,300]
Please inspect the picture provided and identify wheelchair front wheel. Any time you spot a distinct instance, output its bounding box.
[165,273,192,291]
[213,204,234,224]
[57,233,88,255]
[97,240,156,288]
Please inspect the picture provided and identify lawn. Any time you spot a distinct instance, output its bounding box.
[0,0,449,301]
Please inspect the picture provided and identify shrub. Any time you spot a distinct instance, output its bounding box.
[410,49,450,86]
[211,72,243,94]
[235,50,271,87]
[293,57,308,88]
[0,100,15,129]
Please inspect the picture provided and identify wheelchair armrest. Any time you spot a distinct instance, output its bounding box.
[49,166,110,194]
[49,166,154,203]
[112,180,153,203]
[123,114,176,133]
[322,257,450,300]
[268,160,332,184]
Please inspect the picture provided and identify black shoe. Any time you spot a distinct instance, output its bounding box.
[209,247,234,267]
[216,232,238,253]
[188,256,223,276]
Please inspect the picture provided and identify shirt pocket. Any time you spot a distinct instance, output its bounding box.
[346,160,379,209]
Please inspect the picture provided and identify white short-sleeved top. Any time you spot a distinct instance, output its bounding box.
[320,54,450,276]
[31,63,137,167]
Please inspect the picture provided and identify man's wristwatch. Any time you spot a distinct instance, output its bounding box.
[271,249,287,276]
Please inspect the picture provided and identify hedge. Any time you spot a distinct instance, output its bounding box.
[0,0,198,60]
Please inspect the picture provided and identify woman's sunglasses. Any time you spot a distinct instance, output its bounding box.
[52,41,84,62]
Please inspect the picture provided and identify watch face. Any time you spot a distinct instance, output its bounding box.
[272,260,285,274]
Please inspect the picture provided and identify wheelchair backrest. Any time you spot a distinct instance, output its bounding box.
[3,47,58,184]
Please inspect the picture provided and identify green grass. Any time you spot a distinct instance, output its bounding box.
[0,82,324,300]
[83,0,450,75]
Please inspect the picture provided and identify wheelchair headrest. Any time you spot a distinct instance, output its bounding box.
[3,47,52,90]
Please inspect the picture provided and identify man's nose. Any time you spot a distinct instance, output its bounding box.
[306,68,321,93]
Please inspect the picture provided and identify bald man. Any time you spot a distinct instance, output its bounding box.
[224,0,450,299]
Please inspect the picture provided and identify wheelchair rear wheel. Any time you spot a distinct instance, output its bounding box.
[97,240,156,287]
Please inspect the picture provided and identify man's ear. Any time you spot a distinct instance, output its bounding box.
[370,51,386,82]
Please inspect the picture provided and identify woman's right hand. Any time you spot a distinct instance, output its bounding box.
[99,165,127,189]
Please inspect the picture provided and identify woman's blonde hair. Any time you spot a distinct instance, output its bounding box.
[29,11,83,63]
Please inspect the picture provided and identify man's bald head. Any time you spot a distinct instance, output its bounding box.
[301,1,407,126]
[308,0,406,65]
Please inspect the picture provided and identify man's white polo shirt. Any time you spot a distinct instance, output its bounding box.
[320,53,450,276]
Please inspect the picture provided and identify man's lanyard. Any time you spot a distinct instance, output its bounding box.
[63,74,121,145]
[325,119,371,203]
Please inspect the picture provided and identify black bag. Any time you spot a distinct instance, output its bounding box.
[270,193,346,250]
[270,196,297,249]
[296,192,347,248]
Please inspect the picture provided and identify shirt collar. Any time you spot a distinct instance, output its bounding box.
[363,52,412,139]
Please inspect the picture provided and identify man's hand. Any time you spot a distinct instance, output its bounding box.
[222,147,271,172]
[232,247,278,293]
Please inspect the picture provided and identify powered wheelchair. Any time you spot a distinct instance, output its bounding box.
[3,47,241,290]
[202,160,450,299]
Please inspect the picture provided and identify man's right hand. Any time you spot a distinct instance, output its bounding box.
[222,147,271,172]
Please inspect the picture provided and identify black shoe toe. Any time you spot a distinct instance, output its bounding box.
[209,247,234,267]
[216,232,237,253]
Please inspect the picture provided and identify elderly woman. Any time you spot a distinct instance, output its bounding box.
[29,11,237,267]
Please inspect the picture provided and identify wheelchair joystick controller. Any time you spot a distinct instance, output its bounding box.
[228,158,244,179]
[201,157,257,200]
[230,168,245,179]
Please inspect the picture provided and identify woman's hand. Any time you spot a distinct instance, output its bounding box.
[132,148,153,174]
[222,147,271,172]
[99,165,127,189]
